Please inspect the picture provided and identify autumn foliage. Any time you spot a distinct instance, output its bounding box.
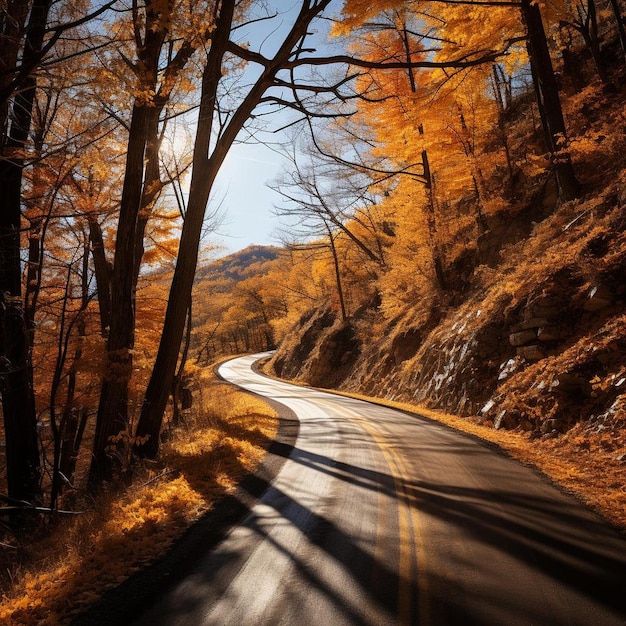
[256,0,626,522]
[1,0,626,618]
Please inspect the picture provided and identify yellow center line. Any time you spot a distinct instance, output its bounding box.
[393,444,431,625]
[336,406,430,625]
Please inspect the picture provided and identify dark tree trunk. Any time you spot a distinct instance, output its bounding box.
[573,0,609,83]
[48,256,76,511]
[490,66,516,190]
[608,0,626,60]
[419,126,447,291]
[89,103,160,486]
[24,215,43,346]
[521,0,580,202]
[326,223,348,322]
[0,4,29,137]
[171,304,192,427]
[88,216,112,336]
[89,0,198,486]
[134,0,237,458]
[0,0,53,507]
[58,408,87,491]
[56,233,90,499]
[0,296,40,505]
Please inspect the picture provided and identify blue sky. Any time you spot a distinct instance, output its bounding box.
[212,141,286,253]
[205,0,345,256]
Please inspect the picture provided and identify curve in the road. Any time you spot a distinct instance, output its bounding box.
[132,353,626,626]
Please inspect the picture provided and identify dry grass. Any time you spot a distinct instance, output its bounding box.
[0,368,277,626]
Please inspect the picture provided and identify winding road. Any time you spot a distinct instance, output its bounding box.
[134,353,626,625]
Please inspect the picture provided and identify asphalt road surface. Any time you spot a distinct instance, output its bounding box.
[134,353,626,626]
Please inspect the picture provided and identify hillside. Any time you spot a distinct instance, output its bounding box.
[269,182,626,432]
[268,73,626,431]
[192,245,282,360]
[195,245,280,284]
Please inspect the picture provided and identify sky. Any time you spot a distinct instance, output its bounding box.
[199,0,345,257]
[210,134,289,254]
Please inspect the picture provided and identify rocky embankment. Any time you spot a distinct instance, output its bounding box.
[268,190,626,452]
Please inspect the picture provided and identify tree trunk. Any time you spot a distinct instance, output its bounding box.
[491,65,516,189]
[521,0,580,203]
[0,0,53,507]
[24,215,43,347]
[89,103,160,486]
[0,296,40,505]
[608,0,626,61]
[419,130,447,291]
[134,0,237,458]
[0,4,29,137]
[171,304,192,427]
[326,223,348,321]
[89,0,194,486]
[574,0,609,83]
[88,216,113,336]
[48,264,72,513]
[134,193,206,457]
[57,232,90,499]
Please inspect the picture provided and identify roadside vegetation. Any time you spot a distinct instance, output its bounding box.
[0,368,277,626]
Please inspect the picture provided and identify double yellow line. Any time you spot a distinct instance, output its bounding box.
[321,398,430,625]
[359,418,430,625]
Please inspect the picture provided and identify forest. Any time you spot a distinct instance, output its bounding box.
[1,0,626,621]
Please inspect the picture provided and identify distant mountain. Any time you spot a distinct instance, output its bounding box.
[195,245,281,286]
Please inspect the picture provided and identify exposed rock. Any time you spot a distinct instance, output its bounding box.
[516,344,545,360]
[511,317,551,332]
[524,296,560,320]
[519,418,534,431]
[494,410,518,430]
[541,431,560,440]
[541,418,563,434]
[498,358,518,380]
[583,284,613,311]
[549,373,592,397]
[270,307,336,379]
[509,329,537,346]
[550,373,591,398]
[305,321,361,388]
[481,399,496,414]
[537,325,560,341]
[391,328,422,365]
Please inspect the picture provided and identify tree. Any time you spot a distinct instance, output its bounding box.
[271,140,389,318]
[521,0,580,201]
[340,0,580,203]
[608,0,626,61]
[89,0,212,485]
[546,0,617,83]
[0,0,56,508]
[0,0,116,510]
